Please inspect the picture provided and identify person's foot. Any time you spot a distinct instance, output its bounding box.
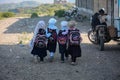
[33,55,38,63]
[61,60,64,63]
[66,57,69,60]
[49,56,54,62]
[37,56,40,62]
[40,61,44,63]
[71,62,76,65]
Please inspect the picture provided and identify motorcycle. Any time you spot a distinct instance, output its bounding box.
[64,7,83,22]
[88,25,111,51]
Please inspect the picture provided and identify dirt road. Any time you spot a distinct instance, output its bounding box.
[0,17,120,80]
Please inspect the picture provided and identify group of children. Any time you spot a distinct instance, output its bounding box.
[29,18,82,65]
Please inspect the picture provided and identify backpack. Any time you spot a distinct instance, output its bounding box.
[48,28,57,43]
[69,29,80,45]
[34,29,47,48]
[58,30,67,45]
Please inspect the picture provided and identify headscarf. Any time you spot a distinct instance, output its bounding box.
[60,21,68,35]
[29,20,46,49]
[46,18,58,37]
[60,21,68,30]
[48,18,57,29]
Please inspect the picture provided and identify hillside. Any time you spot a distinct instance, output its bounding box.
[0,1,40,12]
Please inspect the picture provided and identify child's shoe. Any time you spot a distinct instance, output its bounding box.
[49,56,54,62]
[34,55,38,63]
[37,56,40,62]
[61,60,64,63]
[66,57,69,60]
[71,62,76,65]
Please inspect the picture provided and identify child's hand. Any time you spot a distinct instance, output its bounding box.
[46,33,51,37]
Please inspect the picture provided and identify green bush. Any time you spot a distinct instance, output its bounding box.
[0,13,2,19]
[31,13,39,18]
[54,9,65,17]
[2,12,15,18]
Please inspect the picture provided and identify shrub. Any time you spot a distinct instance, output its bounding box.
[0,13,2,19]
[31,13,39,18]
[54,9,65,18]
[2,12,15,18]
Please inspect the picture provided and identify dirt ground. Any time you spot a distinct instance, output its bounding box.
[0,17,120,80]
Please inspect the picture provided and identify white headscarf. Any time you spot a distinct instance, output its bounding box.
[60,21,68,35]
[29,20,46,50]
[61,21,68,30]
[46,18,58,37]
[48,18,57,29]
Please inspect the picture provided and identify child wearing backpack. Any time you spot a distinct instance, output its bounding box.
[30,20,47,63]
[46,18,58,62]
[58,21,68,63]
[67,21,82,65]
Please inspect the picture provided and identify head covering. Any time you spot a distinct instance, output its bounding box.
[36,20,46,30]
[48,18,57,29]
[68,21,77,27]
[48,18,57,25]
[99,8,105,15]
[29,20,46,50]
[61,21,68,30]
[101,8,105,11]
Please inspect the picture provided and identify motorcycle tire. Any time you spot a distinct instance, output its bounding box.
[99,36,104,51]
[75,14,83,22]
[65,16,71,21]
[88,30,97,44]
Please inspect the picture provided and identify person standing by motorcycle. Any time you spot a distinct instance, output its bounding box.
[91,8,107,31]
[91,8,108,43]
[98,8,107,26]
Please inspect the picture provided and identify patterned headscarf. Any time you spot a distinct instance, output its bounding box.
[29,20,46,49]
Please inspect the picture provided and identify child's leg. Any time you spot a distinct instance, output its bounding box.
[65,50,69,60]
[49,52,54,62]
[61,53,64,62]
[50,52,54,57]
[40,57,44,62]
[33,55,38,63]
[71,56,76,62]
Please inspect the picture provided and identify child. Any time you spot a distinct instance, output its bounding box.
[30,20,47,63]
[46,18,58,62]
[67,21,82,65]
[58,21,68,63]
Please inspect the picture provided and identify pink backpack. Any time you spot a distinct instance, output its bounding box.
[34,33,47,48]
[69,29,80,45]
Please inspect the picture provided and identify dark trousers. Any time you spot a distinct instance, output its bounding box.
[61,52,68,61]
[71,56,76,62]
[40,57,44,61]
[61,53,64,61]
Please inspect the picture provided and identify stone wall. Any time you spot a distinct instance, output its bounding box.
[75,0,111,14]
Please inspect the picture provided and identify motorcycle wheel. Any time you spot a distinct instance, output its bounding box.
[99,36,104,51]
[65,16,71,21]
[75,14,83,22]
[88,30,97,44]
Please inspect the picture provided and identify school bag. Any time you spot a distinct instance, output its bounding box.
[34,29,47,48]
[58,30,67,45]
[69,29,80,45]
[48,28,57,43]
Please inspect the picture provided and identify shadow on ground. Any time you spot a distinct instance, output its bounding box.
[3,16,66,34]
[3,16,90,34]
[0,42,120,80]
